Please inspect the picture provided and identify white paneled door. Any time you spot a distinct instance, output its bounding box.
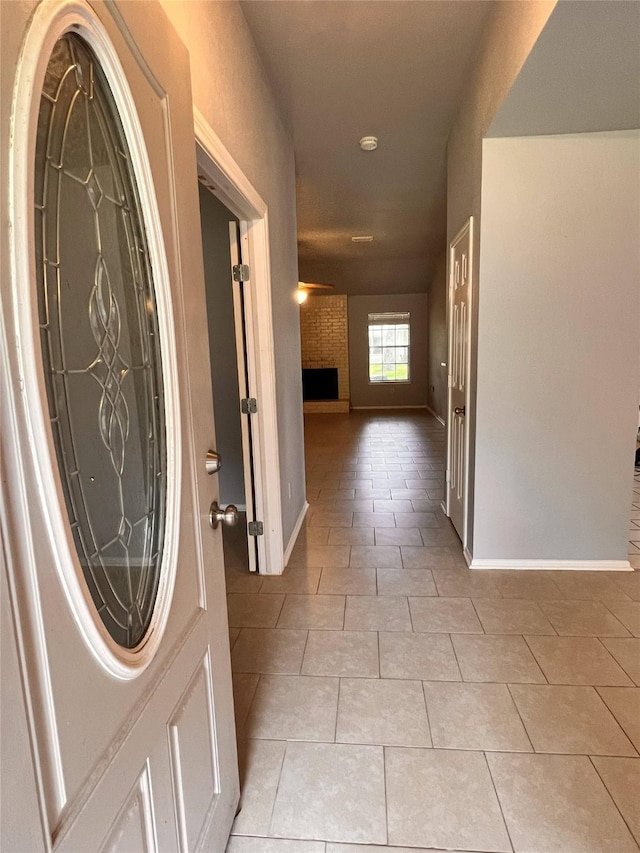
[228,221,260,574]
[2,1,238,850]
[446,218,473,547]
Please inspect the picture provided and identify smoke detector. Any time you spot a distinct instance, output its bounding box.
[359,136,378,151]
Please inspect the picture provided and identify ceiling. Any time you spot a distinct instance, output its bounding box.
[240,1,494,296]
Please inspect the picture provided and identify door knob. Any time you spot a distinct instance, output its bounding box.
[205,450,222,475]
[454,406,466,416]
[209,501,239,529]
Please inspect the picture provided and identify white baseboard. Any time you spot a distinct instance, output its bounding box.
[349,405,428,411]
[463,547,472,567]
[283,500,309,567]
[469,558,633,572]
[426,405,445,426]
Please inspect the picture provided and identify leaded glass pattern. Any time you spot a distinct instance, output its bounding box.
[34,34,167,649]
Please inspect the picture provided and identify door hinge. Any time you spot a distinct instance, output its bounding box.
[248,521,264,536]
[233,263,250,282]
[241,397,258,414]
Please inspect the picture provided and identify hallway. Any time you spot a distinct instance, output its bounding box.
[224,411,640,852]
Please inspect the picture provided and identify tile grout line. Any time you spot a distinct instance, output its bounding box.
[521,634,549,684]
[599,598,635,636]
[594,686,640,758]
[588,753,640,847]
[298,629,310,675]
[594,636,637,686]
[264,737,289,840]
[229,627,242,652]
[505,683,536,753]
[237,672,261,742]
[382,745,389,847]
[237,729,640,757]
[448,631,465,682]
[420,680,434,749]
[234,656,640,690]
[468,596,487,633]
[483,750,516,853]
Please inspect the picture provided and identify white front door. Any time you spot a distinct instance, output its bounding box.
[2,2,238,850]
[446,217,473,547]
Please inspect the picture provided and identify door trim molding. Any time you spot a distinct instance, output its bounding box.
[194,109,284,574]
[469,558,633,572]
[444,216,474,550]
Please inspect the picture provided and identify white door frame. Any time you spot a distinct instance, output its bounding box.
[444,216,474,558]
[227,220,259,573]
[194,109,284,575]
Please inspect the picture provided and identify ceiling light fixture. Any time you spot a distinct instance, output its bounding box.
[359,136,378,151]
[351,235,374,243]
[297,281,334,305]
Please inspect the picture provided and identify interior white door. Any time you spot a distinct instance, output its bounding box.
[229,222,259,573]
[447,217,473,545]
[2,2,238,850]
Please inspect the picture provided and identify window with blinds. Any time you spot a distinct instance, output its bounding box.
[367,312,410,383]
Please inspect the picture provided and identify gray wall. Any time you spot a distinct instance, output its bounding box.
[447,0,557,553]
[427,254,447,421]
[487,2,640,139]
[348,294,428,409]
[198,184,245,507]
[161,0,305,545]
[475,131,640,561]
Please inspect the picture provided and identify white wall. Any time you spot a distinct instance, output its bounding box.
[348,294,428,409]
[161,0,305,544]
[198,185,245,507]
[475,131,640,562]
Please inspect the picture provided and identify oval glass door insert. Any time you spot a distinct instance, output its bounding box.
[34,34,167,650]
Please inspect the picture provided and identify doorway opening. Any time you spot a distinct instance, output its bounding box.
[195,115,284,575]
[198,183,256,573]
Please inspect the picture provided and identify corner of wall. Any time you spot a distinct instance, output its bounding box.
[445,0,556,556]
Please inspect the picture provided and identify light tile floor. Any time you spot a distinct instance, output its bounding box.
[225,412,640,853]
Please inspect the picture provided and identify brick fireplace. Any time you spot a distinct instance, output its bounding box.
[299,293,350,413]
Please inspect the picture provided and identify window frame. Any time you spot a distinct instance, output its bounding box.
[367,311,411,385]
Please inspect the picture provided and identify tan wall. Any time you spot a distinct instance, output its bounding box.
[300,294,350,412]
